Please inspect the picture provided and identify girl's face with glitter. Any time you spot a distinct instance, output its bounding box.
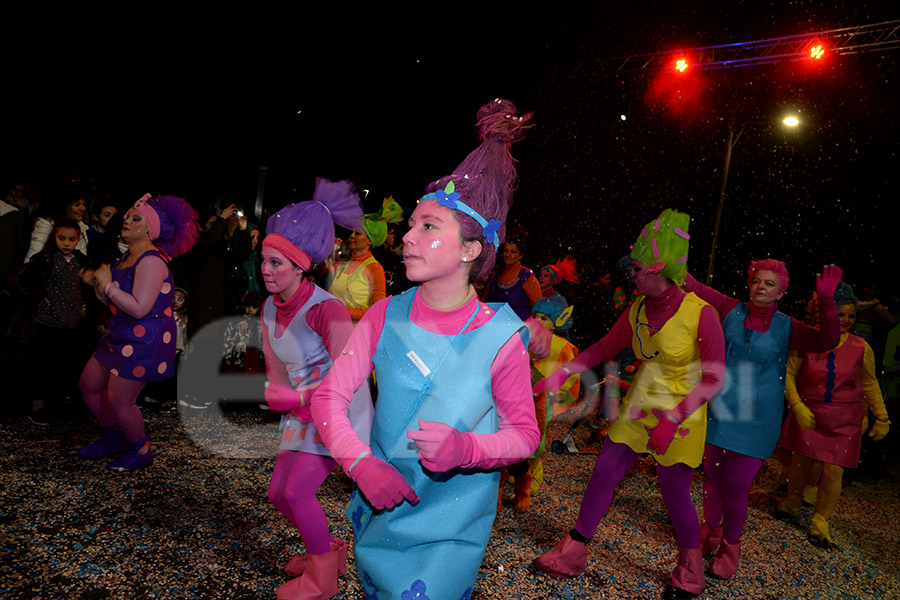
[402,200,475,284]
[172,290,186,311]
[261,247,304,300]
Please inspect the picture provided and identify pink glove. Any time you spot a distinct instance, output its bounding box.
[533,368,571,397]
[815,265,843,298]
[351,455,419,510]
[290,405,312,423]
[645,408,679,455]
[406,420,474,472]
[264,382,304,413]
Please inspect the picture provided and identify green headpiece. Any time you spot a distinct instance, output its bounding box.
[361,196,404,247]
[630,208,691,286]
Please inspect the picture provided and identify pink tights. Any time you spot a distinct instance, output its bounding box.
[79,356,147,442]
[574,439,700,548]
[702,444,764,544]
[268,450,338,555]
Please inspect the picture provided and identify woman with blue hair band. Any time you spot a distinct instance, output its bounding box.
[776,281,890,549]
[312,99,539,599]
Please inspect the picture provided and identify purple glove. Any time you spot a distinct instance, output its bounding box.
[351,455,419,510]
[533,368,571,397]
[264,383,304,413]
[815,265,843,298]
[645,408,679,455]
[407,420,474,472]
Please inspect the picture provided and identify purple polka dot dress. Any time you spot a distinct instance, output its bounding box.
[94,250,176,381]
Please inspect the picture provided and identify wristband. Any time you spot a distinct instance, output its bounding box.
[348,451,371,472]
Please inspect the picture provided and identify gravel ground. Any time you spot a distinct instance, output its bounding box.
[1,398,897,600]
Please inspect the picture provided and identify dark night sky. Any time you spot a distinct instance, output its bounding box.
[5,2,899,313]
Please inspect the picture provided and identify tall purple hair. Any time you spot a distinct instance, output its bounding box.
[423,98,533,282]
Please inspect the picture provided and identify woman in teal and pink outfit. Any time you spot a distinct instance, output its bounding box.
[312,99,539,600]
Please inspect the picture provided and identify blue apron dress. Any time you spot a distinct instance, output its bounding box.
[350,288,526,600]
[264,287,373,455]
[706,303,791,459]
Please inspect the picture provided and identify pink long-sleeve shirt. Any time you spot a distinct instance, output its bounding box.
[312,289,540,474]
[562,284,725,424]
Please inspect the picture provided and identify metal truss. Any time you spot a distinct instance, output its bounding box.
[566,19,900,78]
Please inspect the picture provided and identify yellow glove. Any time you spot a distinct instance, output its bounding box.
[870,419,890,441]
[791,402,816,429]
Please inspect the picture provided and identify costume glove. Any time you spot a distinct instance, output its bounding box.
[815,265,844,298]
[407,420,474,472]
[264,382,305,413]
[791,402,816,429]
[645,408,679,455]
[351,455,419,510]
[870,420,890,441]
[533,368,571,397]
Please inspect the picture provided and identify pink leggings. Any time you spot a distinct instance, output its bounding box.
[574,439,700,549]
[268,450,338,555]
[702,444,764,544]
[79,356,147,442]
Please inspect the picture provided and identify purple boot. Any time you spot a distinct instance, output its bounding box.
[78,425,126,459]
[532,533,587,579]
[106,436,153,471]
[709,538,741,579]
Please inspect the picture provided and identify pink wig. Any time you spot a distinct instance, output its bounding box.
[747,259,790,292]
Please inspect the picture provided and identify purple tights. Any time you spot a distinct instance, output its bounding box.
[702,444,763,544]
[268,450,338,555]
[574,439,700,548]
[80,356,147,441]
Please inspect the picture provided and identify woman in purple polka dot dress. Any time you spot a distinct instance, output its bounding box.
[78,194,199,471]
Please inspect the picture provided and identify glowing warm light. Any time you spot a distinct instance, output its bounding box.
[810,44,825,59]
[783,116,800,127]
[675,58,688,72]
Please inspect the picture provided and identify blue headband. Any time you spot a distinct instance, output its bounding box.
[419,181,502,251]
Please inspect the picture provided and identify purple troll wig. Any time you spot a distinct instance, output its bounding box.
[264,178,363,270]
[747,258,790,292]
[422,98,533,283]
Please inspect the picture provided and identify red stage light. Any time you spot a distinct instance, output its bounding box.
[675,58,689,72]
[810,44,825,60]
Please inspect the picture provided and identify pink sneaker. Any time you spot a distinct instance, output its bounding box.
[532,534,587,578]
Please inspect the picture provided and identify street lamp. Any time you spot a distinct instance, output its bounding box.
[705,114,800,284]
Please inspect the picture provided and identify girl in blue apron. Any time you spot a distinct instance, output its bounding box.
[311,99,540,600]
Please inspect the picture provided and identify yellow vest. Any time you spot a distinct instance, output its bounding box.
[331,255,379,313]
[607,292,707,467]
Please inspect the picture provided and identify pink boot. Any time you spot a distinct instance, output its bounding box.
[699,522,723,557]
[277,547,339,600]
[532,533,587,579]
[709,538,741,579]
[663,547,705,599]
[285,539,348,578]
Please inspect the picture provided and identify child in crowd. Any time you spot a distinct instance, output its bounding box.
[12,219,90,424]
[223,292,265,374]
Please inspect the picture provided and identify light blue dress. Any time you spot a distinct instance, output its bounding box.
[706,303,791,459]
[349,288,526,600]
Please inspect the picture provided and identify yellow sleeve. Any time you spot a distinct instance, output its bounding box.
[557,343,581,402]
[861,341,888,420]
[784,351,804,408]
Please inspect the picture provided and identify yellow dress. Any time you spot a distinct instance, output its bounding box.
[607,293,708,467]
